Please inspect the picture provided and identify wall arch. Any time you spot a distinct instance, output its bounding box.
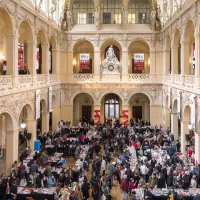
[0,8,14,35]
[50,36,57,50]
[100,39,122,52]
[70,91,96,105]
[18,103,35,122]
[37,29,48,45]
[98,91,124,105]
[127,91,153,105]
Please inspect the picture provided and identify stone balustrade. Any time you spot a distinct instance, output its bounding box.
[0,76,13,91]
[0,73,199,92]
[15,75,33,88]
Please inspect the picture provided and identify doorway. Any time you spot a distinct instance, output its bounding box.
[82,106,92,121]
[132,106,142,119]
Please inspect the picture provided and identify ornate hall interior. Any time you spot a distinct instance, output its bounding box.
[0,0,200,189]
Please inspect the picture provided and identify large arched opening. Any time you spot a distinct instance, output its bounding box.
[128,40,150,74]
[183,20,195,75]
[0,8,14,75]
[100,93,122,125]
[73,93,94,125]
[73,40,94,73]
[181,105,191,153]
[0,112,17,175]
[129,93,150,122]
[18,20,33,75]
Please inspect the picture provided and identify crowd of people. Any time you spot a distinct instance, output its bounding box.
[0,117,199,200]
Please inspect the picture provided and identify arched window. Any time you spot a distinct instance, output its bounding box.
[72,0,94,25]
[101,0,122,24]
[104,93,120,119]
[128,0,151,24]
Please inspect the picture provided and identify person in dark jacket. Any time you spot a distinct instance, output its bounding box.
[81,178,90,200]
[157,173,166,189]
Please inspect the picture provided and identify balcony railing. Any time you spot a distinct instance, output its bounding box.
[184,75,195,88]
[15,75,33,88]
[35,74,47,85]
[49,74,57,84]
[173,74,182,85]
[0,76,13,91]
[73,74,94,81]
[128,74,151,82]
[0,74,199,92]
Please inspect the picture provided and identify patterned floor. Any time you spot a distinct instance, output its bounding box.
[0,143,26,175]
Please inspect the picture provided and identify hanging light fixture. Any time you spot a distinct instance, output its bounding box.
[20,107,26,129]
[188,124,192,130]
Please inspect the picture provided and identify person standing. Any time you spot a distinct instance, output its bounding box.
[121,174,129,200]
[81,178,90,200]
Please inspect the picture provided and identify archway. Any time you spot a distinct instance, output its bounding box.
[183,20,195,75]
[18,20,33,75]
[73,93,94,126]
[171,100,180,140]
[100,39,122,72]
[0,8,14,75]
[73,40,94,73]
[129,93,150,122]
[181,105,191,153]
[18,104,35,151]
[0,112,18,175]
[172,29,181,74]
[100,93,122,125]
[128,40,150,73]
[36,30,48,74]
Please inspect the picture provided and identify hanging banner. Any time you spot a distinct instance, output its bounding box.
[134,53,144,71]
[49,87,52,113]
[36,89,41,120]
[193,43,195,68]
[49,51,51,71]
[177,90,181,119]
[190,94,196,130]
[94,110,100,125]
[80,54,90,69]
[36,48,40,70]
[168,87,171,112]
[122,110,128,125]
[18,43,24,69]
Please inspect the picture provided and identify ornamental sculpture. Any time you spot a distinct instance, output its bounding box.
[101,45,120,74]
[150,6,162,31]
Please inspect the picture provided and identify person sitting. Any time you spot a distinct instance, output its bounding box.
[19,176,27,187]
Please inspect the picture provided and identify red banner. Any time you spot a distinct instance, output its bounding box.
[18,43,24,69]
[80,54,90,70]
[122,110,128,125]
[94,110,100,125]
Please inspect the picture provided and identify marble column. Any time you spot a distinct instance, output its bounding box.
[61,104,73,125]
[165,107,170,128]
[94,50,101,75]
[150,50,156,75]
[52,49,60,75]
[67,51,73,75]
[164,49,170,74]
[181,42,190,75]
[195,133,200,164]
[6,129,19,175]
[26,119,37,150]
[181,120,189,153]
[0,116,5,148]
[52,106,61,130]
[6,34,19,75]
[150,105,162,126]
[41,111,49,134]
[41,44,50,75]
[195,31,200,87]
[122,49,128,75]
[171,45,178,74]
[171,113,179,140]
